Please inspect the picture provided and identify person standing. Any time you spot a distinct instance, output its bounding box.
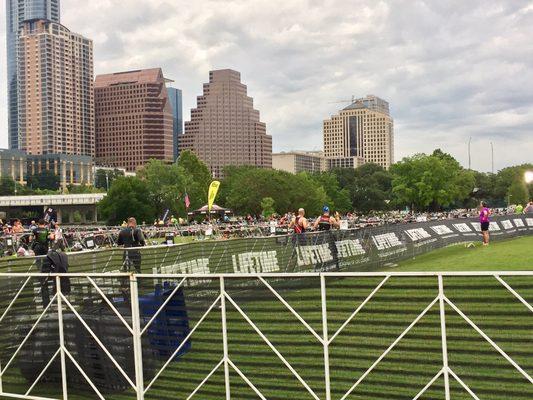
[515,203,524,214]
[524,201,533,214]
[12,219,24,234]
[289,208,308,234]
[313,206,340,231]
[31,219,55,305]
[117,217,146,273]
[52,222,66,251]
[479,201,491,246]
[313,206,341,270]
[31,219,54,257]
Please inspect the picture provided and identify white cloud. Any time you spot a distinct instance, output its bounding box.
[0,0,532,172]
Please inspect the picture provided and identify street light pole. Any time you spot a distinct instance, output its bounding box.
[490,142,494,174]
[468,137,471,170]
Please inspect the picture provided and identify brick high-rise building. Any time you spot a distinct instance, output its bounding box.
[18,19,94,156]
[180,69,272,178]
[94,68,174,171]
[6,0,61,150]
[323,95,394,169]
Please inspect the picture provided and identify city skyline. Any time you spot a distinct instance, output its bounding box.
[1,1,532,172]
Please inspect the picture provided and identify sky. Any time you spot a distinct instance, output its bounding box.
[1,0,532,172]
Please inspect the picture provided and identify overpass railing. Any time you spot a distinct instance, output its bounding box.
[0,271,531,400]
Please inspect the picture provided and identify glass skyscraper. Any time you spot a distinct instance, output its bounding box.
[167,87,183,161]
[6,0,60,150]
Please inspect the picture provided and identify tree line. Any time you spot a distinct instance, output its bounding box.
[98,150,532,224]
[0,150,530,225]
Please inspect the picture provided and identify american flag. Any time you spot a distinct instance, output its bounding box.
[184,193,191,209]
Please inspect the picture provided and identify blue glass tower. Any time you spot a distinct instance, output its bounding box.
[6,0,60,150]
[167,87,183,161]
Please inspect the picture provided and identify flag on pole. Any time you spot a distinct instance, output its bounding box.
[184,193,191,209]
[208,181,221,212]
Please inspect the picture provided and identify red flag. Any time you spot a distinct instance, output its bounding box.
[184,193,191,209]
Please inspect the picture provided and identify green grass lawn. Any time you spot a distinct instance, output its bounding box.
[1,237,531,400]
[391,236,533,271]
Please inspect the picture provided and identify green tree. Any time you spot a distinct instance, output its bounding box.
[331,164,393,213]
[220,167,330,216]
[0,177,16,195]
[66,184,104,194]
[261,197,276,217]
[27,170,60,191]
[308,172,352,213]
[95,168,125,190]
[493,164,533,204]
[137,159,188,219]
[98,177,156,225]
[390,152,474,211]
[177,151,212,210]
[507,178,529,206]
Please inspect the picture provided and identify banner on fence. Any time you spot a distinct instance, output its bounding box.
[2,215,531,276]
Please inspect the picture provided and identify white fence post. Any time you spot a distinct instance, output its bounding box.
[56,276,68,400]
[321,274,332,400]
[220,276,231,400]
[130,275,144,400]
[438,275,451,400]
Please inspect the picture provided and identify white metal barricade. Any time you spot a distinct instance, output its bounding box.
[0,271,531,400]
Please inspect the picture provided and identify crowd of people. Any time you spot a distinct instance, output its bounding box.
[0,200,531,256]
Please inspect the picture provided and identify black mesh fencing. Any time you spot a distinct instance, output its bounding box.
[0,273,531,400]
[0,215,531,276]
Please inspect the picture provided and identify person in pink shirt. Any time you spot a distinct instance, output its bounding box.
[479,201,491,246]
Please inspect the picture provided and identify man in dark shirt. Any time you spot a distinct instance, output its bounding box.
[31,219,55,306]
[31,219,54,257]
[117,217,145,273]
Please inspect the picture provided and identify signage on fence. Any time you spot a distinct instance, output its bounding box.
[5,215,531,276]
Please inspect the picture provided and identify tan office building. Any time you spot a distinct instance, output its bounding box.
[94,68,174,171]
[180,69,272,178]
[273,151,325,174]
[323,95,394,169]
[17,19,94,157]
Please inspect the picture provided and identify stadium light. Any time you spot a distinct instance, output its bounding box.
[525,171,533,184]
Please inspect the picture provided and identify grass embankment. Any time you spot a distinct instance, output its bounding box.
[392,236,533,271]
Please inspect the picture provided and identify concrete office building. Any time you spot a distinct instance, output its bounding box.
[94,68,174,171]
[323,95,394,169]
[27,154,94,189]
[180,69,272,178]
[6,0,61,150]
[17,19,94,157]
[0,149,92,189]
[167,87,183,161]
[0,149,27,184]
[272,151,325,174]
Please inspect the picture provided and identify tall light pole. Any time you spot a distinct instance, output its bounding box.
[468,137,471,170]
[490,142,494,174]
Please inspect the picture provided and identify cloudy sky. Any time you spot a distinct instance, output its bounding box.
[1,0,532,171]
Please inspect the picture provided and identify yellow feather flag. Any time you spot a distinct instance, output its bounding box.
[208,181,221,212]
